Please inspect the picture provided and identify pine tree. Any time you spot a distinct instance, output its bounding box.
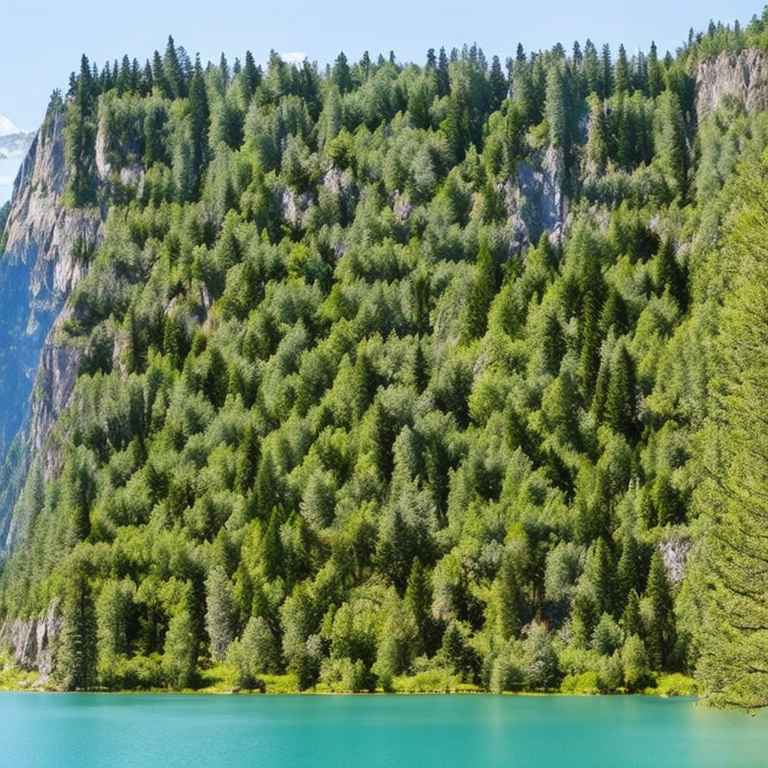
[64,54,99,206]
[164,589,198,690]
[645,550,676,671]
[463,239,496,342]
[262,508,285,581]
[590,537,618,617]
[696,159,768,708]
[585,94,609,174]
[489,55,508,111]
[579,289,601,403]
[205,566,234,661]
[605,344,637,440]
[495,549,524,641]
[59,567,97,691]
[655,90,689,204]
[621,588,644,639]
[405,557,436,655]
[615,44,630,96]
[648,42,664,98]
[545,63,567,151]
[242,51,262,101]
[617,534,642,604]
[163,36,187,99]
[436,47,450,98]
[601,44,614,97]
[189,56,210,195]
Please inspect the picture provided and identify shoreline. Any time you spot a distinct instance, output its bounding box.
[1,672,699,698]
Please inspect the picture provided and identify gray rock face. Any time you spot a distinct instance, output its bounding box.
[504,145,566,252]
[659,538,690,584]
[0,109,101,553]
[1,599,62,682]
[696,50,768,119]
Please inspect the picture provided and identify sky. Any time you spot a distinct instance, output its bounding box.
[0,0,764,131]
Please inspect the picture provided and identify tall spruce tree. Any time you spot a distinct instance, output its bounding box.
[696,158,768,708]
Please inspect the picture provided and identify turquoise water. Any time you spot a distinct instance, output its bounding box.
[1,693,766,767]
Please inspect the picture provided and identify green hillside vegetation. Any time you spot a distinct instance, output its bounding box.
[2,14,768,704]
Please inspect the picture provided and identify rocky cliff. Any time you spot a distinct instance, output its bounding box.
[696,49,768,119]
[0,108,102,554]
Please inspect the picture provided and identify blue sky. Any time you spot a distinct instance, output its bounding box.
[0,1,764,130]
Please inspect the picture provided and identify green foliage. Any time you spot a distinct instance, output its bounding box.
[4,28,768,704]
[694,154,768,709]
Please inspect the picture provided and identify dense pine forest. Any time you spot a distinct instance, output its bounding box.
[2,12,768,708]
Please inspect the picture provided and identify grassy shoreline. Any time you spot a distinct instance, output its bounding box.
[0,662,699,697]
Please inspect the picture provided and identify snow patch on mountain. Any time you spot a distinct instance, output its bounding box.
[0,116,21,137]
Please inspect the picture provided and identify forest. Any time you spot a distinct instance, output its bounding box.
[1,11,768,709]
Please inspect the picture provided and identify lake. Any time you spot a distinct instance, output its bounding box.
[1,693,766,767]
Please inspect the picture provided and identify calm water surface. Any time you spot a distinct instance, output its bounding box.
[1,693,766,767]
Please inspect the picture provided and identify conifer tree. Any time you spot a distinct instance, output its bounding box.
[495,549,524,641]
[164,587,198,690]
[645,550,676,671]
[648,42,664,97]
[262,508,285,582]
[405,557,436,655]
[59,557,98,690]
[205,566,235,661]
[696,159,768,708]
[615,44,630,96]
[605,344,637,440]
[585,94,609,174]
[463,239,496,342]
[621,588,644,639]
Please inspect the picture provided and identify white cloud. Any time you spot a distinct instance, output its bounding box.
[280,51,307,64]
[0,175,12,186]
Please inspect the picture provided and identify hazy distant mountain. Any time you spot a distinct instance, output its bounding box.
[0,117,35,204]
[0,116,21,136]
[0,117,34,160]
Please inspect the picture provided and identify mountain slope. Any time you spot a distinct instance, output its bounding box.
[0,26,766,701]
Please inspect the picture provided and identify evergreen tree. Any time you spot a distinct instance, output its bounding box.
[583,40,603,97]
[645,550,676,671]
[64,54,99,206]
[436,47,450,98]
[242,51,262,101]
[205,566,234,661]
[495,548,524,641]
[648,42,664,97]
[605,344,637,440]
[463,239,496,342]
[615,44,631,96]
[163,36,187,99]
[621,588,644,639]
[601,44,613,97]
[655,90,689,204]
[489,55,508,110]
[590,537,618,617]
[58,557,98,690]
[262,508,285,581]
[332,52,353,94]
[164,593,198,690]
[545,62,567,151]
[585,94,609,174]
[696,159,768,708]
[405,557,436,655]
[617,534,642,604]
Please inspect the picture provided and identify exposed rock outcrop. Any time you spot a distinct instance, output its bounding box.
[1,598,61,684]
[505,145,566,252]
[0,107,102,553]
[696,50,768,119]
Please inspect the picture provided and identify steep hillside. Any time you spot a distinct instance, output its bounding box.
[0,20,767,701]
